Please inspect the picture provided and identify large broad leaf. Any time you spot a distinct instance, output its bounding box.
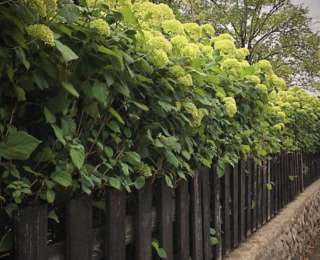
[51,170,72,187]
[69,144,85,170]
[55,40,79,63]
[62,82,79,98]
[0,131,41,160]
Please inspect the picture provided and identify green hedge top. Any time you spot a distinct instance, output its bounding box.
[0,0,320,209]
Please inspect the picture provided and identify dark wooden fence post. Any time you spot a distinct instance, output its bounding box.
[190,172,204,260]
[15,204,47,260]
[239,161,246,242]
[222,166,231,255]
[231,164,239,248]
[176,180,190,260]
[134,180,152,260]
[158,179,174,260]
[105,188,126,260]
[201,168,211,260]
[212,165,222,260]
[66,194,92,260]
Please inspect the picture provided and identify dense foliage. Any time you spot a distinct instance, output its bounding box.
[162,0,320,87]
[1,1,320,250]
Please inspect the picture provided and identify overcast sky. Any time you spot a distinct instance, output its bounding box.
[291,0,320,33]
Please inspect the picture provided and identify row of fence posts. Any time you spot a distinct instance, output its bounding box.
[11,152,320,260]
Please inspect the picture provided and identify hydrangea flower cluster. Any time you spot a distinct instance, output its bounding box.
[223,97,237,117]
[26,24,55,46]
[90,18,111,36]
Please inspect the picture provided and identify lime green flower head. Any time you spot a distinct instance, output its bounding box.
[200,45,214,58]
[239,60,250,68]
[162,19,184,35]
[273,123,285,131]
[171,35,189,49]
[245,75,261,85]
[146,36,172,53]
[212,33,235,42]
[169,65,186,77]
[221,58,241,72]
[214,39,236,55]
[240,145,251,154]
[25,0,47,17]
[178,74,193,87]
[26,24,55,46]
[149,49,169,68]
[90,19,111,36]
[106,0,132,8]
[181,43,201,60]
[201,24,215,37]
[86,0,105,7]
[133,2,175,29]
[184,23,202,41]
[270,74,286,90]
[235,48,250,60]
[223,96,237,117]
[257,60,273,73]
[256,84,268,94]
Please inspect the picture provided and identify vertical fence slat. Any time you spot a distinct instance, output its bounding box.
[191,173,204,260]
[246,161,252,236]
[239,161,246,242]
[251,161,257,232]
[267,160,271,221]
[134,180,152,260]
[222,166,231,255]
[257,163,262,228]
[158,179,174,260]
[262,161,267,224]
[66,194,92,260]
[15,204,47,260]
[105,189,126,260]
[176,180,190,260]
[201,169,211,260]
[232,164,239,248]
[212,166,222,260]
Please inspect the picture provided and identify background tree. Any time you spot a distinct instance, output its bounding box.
[159,0,320,87]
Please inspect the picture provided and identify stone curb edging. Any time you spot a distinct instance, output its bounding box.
[224,179,320,260]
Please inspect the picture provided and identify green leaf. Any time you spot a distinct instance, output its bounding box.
[69,144,85,170]
[14,86,26,101]
[131,101,149,111]
[0,230,13,253]
[44,107,56,124]
[120,162,129,176]
[91,82,109,107]
[0,131,41,160]
[134,176,145,189]
[104,146,114,158]
[62,82,79,98]
[46,189,55,203]
[109,107,125,125]
[51,170,72,187]
[55,40,79,62]
[210,237,219,246]
[152,240,167,259]
[48,210,60,223]
[120,6,141,29]
[165,150,179,168]
[109,177,121,190]
[51,124,66,145]
[59,3,80,24]
[165,175,173,188]
[124,152,141,166]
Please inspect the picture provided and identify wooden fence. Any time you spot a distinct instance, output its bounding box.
[8,152,320,260]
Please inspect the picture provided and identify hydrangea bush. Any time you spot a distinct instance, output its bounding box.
[0,0,320,238]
